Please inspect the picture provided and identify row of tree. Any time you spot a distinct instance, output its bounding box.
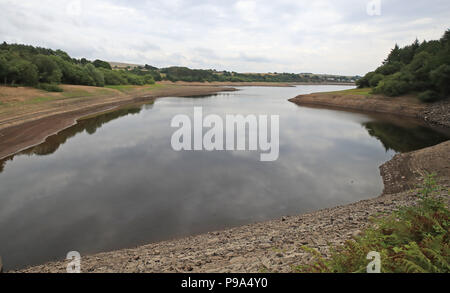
[0,42,360,91]
[0,43,156,90]
[357,30,450,102]
[160,66,358,83]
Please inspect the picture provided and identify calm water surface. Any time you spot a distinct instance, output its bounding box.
[1,85,449,270]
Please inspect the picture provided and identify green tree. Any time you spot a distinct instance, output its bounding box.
[369,73,384,87]
[375,61,404,75]
[33,55,62,83]
[6,59,39,86]
[441,29,450,44]
[359,30,450,101]
[356,72,375,88]
[85,64,105,87]
[93,59,112,70]
[409,52,432,78]
[0,55,8,85]
[384,44,400,64]
[373,71,412,96]
[101,68,127,85]
[430,64,450,96]
[19,61,39,86]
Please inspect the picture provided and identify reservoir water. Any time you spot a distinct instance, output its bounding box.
[1,85,449,270]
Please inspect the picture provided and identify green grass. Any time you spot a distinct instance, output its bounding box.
[30,96,56,103]
[105,85,136,92]
[61,90,98,99]
[50,87,110,99]
[296,173,449,273]
[321,88,372,96]
[105,83,165,93]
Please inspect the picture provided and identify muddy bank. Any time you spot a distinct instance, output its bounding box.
[289,92,450,128]
[0,85,235,160]
[12,141,449,273]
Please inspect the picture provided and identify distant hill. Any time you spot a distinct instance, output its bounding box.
[157,66,359,83]
[109,61,144,70]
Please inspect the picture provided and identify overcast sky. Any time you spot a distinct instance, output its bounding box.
[0,0,449,75]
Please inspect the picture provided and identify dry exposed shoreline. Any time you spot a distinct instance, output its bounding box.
[2,85,449,273]
[0,84,236,160]
[0,82,358,160]
[289,92,450,128]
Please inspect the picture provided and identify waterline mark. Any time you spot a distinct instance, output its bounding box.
[171,107,279,162]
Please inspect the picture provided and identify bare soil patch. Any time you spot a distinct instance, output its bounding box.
[289,92,426,118]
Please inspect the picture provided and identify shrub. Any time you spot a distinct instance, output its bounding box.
[33,55,62,84]
[7,59,39,86]
[375,61,404,75]
[369,73,384,87]
[418,90,440,103]
[296,173,450,273]
[37,83,63,92]
[20,61,39,86]
[430,64,450,97]
[143,74,155,85]
[92,59,112,70]
[356,72,375,88]
[101,69,127,85]
[372,72,412,96]
[359,30,450,100]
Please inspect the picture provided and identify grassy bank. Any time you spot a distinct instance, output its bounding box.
[321,88,372,96]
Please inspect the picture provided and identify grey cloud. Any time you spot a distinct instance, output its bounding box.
[0,0,449,75]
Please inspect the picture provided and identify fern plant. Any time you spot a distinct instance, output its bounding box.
[296,173,449,273]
